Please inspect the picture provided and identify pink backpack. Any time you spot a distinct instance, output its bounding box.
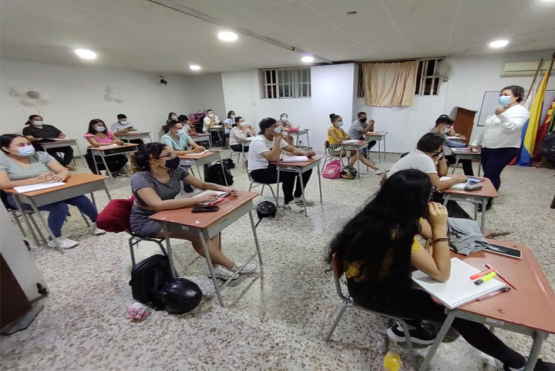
[323,160,341,179]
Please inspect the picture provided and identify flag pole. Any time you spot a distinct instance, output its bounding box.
[524,59,543,103]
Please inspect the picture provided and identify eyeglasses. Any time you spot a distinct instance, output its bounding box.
[429,185,437,202]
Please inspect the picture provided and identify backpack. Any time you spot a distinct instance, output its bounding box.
[340,166,358,180]
[322,160,341,179]
[129,255,173,310]
[539,132,555,160]
[97,197,134,233]
[205,161,234,185]
[222,157,235,169]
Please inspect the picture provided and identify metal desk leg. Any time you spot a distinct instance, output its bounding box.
[384,138,387,160]
[248,211,263,265]
[103,181,112,201]
[276,167,281,207]
[11,195,40,246]
[474,200,478,220]
[419,311,457,371]
[100,154,114,180]
[148,133,153,143]
[357,151,361,178]
[92,151,101,176]
[218,152,229,186]
[27,198,64,253]
[198,229,225,306]
[478,156,482,177]
[161,222,177,278]
[317,164,323,203]
[297,168,308,217]
[28,214,47,245]
[525,331,547,371]
[307,132,310,148]
[75,145,86,169]
[452,155,460,174]
[443,195,450,206]
[378,140,382,163]
[480,197,487,233]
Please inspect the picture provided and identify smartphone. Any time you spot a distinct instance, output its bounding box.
[485,244,522,259]
[192,206,219,213]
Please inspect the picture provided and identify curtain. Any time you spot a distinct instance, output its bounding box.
[363,61,418,107]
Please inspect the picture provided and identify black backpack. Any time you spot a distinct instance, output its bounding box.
[340,166,358,180]
[539,132,555,160]
[222,158,235,169]
[129,255,172,310]
[205,161,234,185]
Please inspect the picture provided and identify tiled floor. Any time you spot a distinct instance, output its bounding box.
[2,154,554,370]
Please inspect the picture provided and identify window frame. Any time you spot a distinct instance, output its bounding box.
[260,67,311,99]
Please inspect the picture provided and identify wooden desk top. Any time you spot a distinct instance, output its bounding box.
[442,176,498,198]
[4,173,108,196]
[120,131,150,136]
[275,155,324,168]
[190,133,209,137]
[39,138,78,143]
[451,147,480,155]
[149,191,258,228]
[178,151,217,160]
[454,240,555,334]
[365,132,388,136]
[87,143,139,151]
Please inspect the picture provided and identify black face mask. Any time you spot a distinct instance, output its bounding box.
[165,157,180,170]
[360,118,367,123]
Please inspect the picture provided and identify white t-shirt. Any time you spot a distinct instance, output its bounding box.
[248,135,288,172]
[387,150,437,178]
[471,104,529,149]
[203,115,220,132]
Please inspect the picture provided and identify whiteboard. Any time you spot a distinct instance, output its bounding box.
[477,90,555,127]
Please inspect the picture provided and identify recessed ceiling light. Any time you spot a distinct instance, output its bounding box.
[218,31,238,42]
[346,11,358,15]
[489,39,509,48]
[189,65,201,71]
[74,49,97,60]
[301,56,314,63]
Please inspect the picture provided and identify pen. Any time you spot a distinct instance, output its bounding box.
[474,272,497,285]
[477,287,510,301]
[485,264,518,290]
[470,267,495,280]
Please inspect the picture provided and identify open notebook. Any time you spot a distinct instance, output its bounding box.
[412,258,507,309]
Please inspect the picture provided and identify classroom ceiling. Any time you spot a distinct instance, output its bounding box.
[1,0,554,75]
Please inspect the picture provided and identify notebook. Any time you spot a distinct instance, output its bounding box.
[282,156,308,163]
[341,139,360,144]
[411,258,507,309]
[15,182,65,193]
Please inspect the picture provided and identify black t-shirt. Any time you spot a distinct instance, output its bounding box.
[22,124,62,140]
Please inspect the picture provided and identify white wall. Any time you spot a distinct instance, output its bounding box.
[191,74,227,119]
[0,59,200,152]
[221,70,257,125]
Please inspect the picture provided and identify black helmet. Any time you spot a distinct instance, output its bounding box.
[161,278,202,315]
[257,201,276,219]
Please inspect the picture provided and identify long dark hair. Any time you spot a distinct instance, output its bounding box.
[87,119,107,135]
[327,169,432,290]
[25,115,41,126]
[131,142,167,173]
[0,134,24,154]
[233,116,243,127]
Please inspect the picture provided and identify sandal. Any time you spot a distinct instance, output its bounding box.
[485,230,511,239]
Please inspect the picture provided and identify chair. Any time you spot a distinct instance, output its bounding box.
[322,141,346,169]
[245,160,279,205]
[326,253,417,369]
[228,147,243,168]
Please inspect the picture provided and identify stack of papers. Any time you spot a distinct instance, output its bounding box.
[342,139,360,144]
[15,182,65,193]
[282,156,308,163]
[440,176,467,190]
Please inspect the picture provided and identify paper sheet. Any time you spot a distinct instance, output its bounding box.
[15,182,65,193]
[341,139,360,144]
[282,156,308,163]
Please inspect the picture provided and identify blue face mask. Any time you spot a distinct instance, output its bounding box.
[498,96,511,106]
[281,116,288,122]
[337,121,344,127]
[177,129,185,135]
[17,145,36,157]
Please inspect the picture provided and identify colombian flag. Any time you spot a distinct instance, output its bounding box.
[516,68,551,166]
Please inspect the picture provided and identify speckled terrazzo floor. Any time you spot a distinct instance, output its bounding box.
[2,153,554,371]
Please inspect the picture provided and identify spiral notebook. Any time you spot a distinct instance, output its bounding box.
[412,258,507,309]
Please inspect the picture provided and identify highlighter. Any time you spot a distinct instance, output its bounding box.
[470,267,495,280]
[474,272,497,285]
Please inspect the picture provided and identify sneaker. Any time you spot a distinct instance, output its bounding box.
[92,224,106,235]
[386,322,436,345]
[231,261,257,275]
[281,204,304,213]
[206,265,239,280]
[376,168,385,175]
[499,357,555,371]
[47,237,79,250]
[294,197,314,207]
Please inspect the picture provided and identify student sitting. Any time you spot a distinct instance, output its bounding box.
[348,111,376,157]
[431,115,474,176]
[111,114,143,145]
[328,169,533,371]
[229,117,253,153]
[0,134,105,249]
[161,120,206,156]
[223,110,235,145]
[130,143,256,280]
[202,109,220,132]
[248,118,315,213]
[277,113,295,145]
[178,115,196,135]
[22,115,74,169]
[84,119,129,176]
[166,112,177,126]
[327,113,383,175]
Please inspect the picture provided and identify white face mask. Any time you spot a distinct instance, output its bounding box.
[208,113,214,118]
[95,126,106,132]
[281,116,288,122]
[441,127,450,134]
[171,116,177,120]
[15,145,36,157]
[240,121,247,127]
[33,121,44,127]
[231,115,236,119]
[120,120,128,125]
[274,126,282,134]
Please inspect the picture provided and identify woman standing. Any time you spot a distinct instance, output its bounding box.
[471,85,529,210]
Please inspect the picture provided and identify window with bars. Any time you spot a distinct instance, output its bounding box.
[260,68,311,99]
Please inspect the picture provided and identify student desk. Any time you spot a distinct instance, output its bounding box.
[287,129,311,149]
[118,131,152,143]
[88,144,139,180]
[178,151,227,185]
[5,173,111,253]
[40,138,86,167]
[149,191,262,306]
[364,132,388,162]
[190,133,212,149]
[207,125,225,147]
[447,135,467,142]
[451,147,482,176]
[275,155,324,217]
[340,140,369,178]
[419,240,555,371]
[230,137,254,169]
[441,176,497,232]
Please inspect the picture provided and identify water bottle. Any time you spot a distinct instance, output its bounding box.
[383,351,402,371]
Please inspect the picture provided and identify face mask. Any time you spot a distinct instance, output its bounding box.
[16,145,36,157]
[120,120,128,125]
[33,121,44,127]
[441,127,450,134]
[95,126,106,132]
[360,118,367,123]
[171,116,177,120]
[177,129,185,135]
[337,121,344,127]
[164,156,180,170]
[208,114,214,118]
[498,96,511,106]
[274,126,282,134]
[240,122,247,127]
[281,117,288,122]
[231,115,236,119]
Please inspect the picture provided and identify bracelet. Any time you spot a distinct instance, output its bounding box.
[431,237,449,246]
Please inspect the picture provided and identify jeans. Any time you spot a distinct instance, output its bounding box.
[348,281,526,369]
[445,154,474,176]
[45,146,74,167]
[250,165,312,204]
[481,147,519,191]
[8,195,98,237]
[230,144,249,152]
